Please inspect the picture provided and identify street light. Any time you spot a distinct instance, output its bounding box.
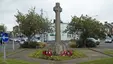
[44,11,48,18]
[91,15,98,18]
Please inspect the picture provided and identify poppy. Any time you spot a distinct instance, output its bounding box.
[66,51,72,56]
[43,51,46,55]
[48,51,52,56]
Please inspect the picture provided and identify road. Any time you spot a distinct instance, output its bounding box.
[98,40,113,49]
[0,39,113,52]
[0,41,20,52]
[47,40,113,49]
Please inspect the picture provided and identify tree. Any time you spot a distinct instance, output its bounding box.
[65,15,106,47]
[0,24,6,32]
[15,8,52,41]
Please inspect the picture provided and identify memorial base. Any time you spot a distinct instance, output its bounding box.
[47,42,68,56]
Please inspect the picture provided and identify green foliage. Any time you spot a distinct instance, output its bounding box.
[0,53,3,57]
[69,43,76,48]
[20,42,47,48]
[76,39,84,48]
[38,42,47,48]
[104,50,113,56]
[20,42,29,48]
[15,7,52,38]
[65,15,106,47]
[80,58,113,64]
[86,40,97,47]
[69,39,77,48]
[0,24,6,32]
[30,49,86,61]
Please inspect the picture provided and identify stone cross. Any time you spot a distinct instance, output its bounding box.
[53,2,62,43]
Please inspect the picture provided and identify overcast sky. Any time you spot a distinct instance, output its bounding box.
[0,0,113,31]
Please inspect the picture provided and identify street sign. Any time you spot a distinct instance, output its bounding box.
[1,33,9,42]
[0,32,9,61]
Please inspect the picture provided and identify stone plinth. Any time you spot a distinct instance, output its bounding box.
[46,2,67,55]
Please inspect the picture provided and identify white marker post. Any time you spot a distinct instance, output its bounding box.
[3,42,6,61]
[2,33,9,62]
[12,32,15,50]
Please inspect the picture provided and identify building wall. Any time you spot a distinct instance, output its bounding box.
[47,23,73,41]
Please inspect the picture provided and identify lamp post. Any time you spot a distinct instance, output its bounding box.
[91,15,98,19]
[44,11,48,19]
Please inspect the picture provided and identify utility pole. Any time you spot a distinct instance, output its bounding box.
[40,9,43,18]
[40,9,43,42]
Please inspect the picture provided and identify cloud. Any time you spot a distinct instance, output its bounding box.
[0,0,113,31]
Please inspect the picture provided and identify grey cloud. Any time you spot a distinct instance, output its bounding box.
[0,0,113,31]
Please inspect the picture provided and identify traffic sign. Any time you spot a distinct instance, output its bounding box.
[1,33,9,42]
[0,32,8,62]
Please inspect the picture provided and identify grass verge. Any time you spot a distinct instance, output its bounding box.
[0,49,25,57]
[0,53,3,57]
[29,49,87,61]
[0,58,39,64]
[80,58,113,64]
[104,49,113,56]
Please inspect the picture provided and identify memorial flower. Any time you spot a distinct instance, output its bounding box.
[42,49,52,56]
[43,49,73,56]
[60,50,73,56]
[42,50,47,55]
[66,50,73,56]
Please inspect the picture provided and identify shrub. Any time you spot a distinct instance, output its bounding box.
[28,42,38,48]
[69,42,76,48]
[70,39,76,42]
[38,42,47,48]
[20,42,38,48]
[20,41,47,48]
[20,42,29,48]
[76,39,84,48]
[76,38,97,48]
[86,40,97,47]
[69,39,77,48]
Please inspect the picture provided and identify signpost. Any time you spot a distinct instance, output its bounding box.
[12,32,15,50]
[0,32,9,61]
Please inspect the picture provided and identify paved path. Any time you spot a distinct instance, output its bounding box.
[7,49,53,64]
[6,48,111,64]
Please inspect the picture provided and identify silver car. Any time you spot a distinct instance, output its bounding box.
[105,38,112,43]
[87,38,100,45]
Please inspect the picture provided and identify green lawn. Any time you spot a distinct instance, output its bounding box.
[80,58,113,64]
[0,58,39,64]
[104,50,113,56]
[30,49,87,61]
[0,52,14,57]
[0,49,25,57]
[0,53,3,57]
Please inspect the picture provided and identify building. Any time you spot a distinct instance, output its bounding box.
[47,23,71,41]
[104,22,113,35]
[12,22,79,42]
[34,22,78,42]
[46,22,80,41]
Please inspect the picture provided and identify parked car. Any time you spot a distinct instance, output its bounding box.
[87,38,100,45]
[105,38,112,43]
[30,37,41,42]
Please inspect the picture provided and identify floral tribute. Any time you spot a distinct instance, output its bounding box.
[42,49,73,56]
[42,50,52,56]
[60,50,73,56]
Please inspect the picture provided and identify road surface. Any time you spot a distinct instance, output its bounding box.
[98,40,113,49]
[0,41,20,52]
